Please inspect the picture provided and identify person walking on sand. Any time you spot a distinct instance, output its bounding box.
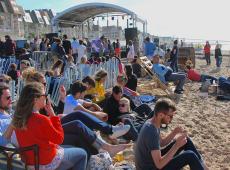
[204,41,211,65]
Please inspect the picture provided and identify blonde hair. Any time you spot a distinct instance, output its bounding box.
[21,67,36,80]
[94,70,108,82]
[0,74,12,84]
[119,97,131,112]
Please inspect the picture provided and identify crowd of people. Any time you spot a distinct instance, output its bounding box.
[1,34,226,170]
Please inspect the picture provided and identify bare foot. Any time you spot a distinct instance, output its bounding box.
[103,143,132,157]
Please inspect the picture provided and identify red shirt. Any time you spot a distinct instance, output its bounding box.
[15,113,64,165]
[204,44,211,54]
[187,69,201,81]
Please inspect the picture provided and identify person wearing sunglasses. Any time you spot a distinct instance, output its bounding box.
[135,98,208,170]
[12,82,87,170]
[0,83,17,146]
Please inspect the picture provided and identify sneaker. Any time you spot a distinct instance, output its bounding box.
[110,125,130,139]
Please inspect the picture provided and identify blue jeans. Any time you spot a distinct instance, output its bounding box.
[161,138,204,170]
[205,53,211,65]
[166,72,186,91]
[56,146,87,170]
[216,56,222,67]
[170,58,178,72]
[61,111,113,135]
[200,74,217,84]
[62,120,98,156]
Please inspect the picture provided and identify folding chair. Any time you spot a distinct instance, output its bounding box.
[137,56,176,96]
[0,144,39,170]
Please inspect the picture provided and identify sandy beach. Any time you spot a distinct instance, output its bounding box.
[161,56,230,170]
[117,56,230,170]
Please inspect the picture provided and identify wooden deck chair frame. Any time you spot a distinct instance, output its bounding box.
[137,56,174,95]
[0,144,39,170]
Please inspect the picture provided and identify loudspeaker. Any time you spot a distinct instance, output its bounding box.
[125,28,138,41]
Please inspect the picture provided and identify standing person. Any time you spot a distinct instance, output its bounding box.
[135,98,208,170]
[204,41,211,65]
[127,40,135,63]
[76,40,87,64]
[115,39,121,58]
[39,38,46,51]
[144,37,156,60]
[170,40,179,72]
[71,37,79,64]
[12,83,87,170]
[62,35,72,55]
[215,44,222,68]
[4,35,15,56]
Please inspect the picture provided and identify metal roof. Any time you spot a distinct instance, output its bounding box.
[53,2,138,26]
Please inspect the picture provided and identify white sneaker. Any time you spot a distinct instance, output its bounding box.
[110,124,130,139]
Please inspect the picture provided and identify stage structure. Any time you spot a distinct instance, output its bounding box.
[52,2,147,39]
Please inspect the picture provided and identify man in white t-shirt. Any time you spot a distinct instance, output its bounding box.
[76,40,87,64]
[63,81,107,121]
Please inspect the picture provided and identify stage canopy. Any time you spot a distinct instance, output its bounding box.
[52,2,146,29]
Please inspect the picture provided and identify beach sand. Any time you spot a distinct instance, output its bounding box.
[168,56,230,170]
[116,56,230,170]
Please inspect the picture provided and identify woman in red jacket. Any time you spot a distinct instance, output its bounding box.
[12,82,87,170]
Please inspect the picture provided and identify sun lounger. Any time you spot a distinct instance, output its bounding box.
[137,56,175,95]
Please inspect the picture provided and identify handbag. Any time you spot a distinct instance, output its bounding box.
[87,151,114,170]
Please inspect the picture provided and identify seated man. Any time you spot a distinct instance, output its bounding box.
[63,80,108,121]
[0,83,16,146]
[185,65,217,84]
[135,98,208,170]
[152,55,186,94]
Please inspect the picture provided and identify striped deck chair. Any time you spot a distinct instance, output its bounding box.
[137,56,175,95]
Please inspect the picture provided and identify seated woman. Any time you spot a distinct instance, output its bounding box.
[12,82,87,170]
[185,65,217,84]
[92,70,108,103]
[117,74,141,107]
[51,59,64,77]
[125,64,138,91]
[118,97,153,141]
[82,76,97,101]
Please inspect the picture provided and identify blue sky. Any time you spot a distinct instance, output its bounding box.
[16,0,230,44]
